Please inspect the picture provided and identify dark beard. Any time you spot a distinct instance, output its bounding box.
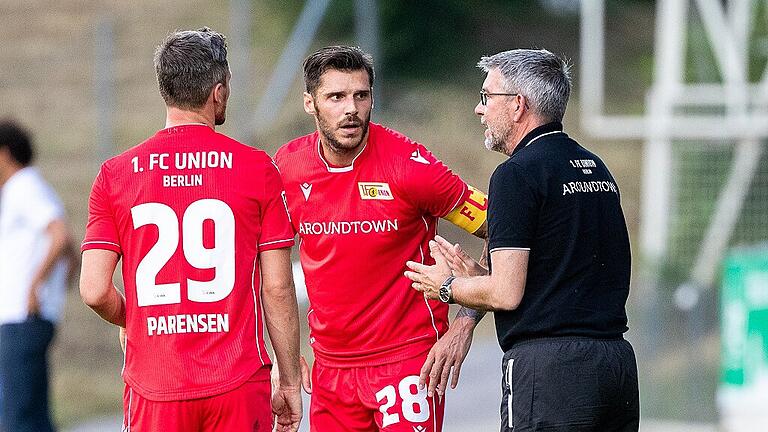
[317,112,371,156]
[490,135,507,154]
[215,105,226,126]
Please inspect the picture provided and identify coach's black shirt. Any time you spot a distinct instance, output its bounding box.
[488,122,631,352]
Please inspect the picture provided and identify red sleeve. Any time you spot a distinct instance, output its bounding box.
[82,164,122,254]
[258,161,295,251]
[399,144,469,217]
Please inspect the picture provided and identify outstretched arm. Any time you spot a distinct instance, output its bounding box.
[407,242,528,312]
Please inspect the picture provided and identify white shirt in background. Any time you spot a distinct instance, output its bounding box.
[0,167,67,324]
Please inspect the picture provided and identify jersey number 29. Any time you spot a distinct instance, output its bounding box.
[131,199,235,307]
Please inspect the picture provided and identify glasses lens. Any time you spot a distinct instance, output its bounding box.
[480,91,487,105]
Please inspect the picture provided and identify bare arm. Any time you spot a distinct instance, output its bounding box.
[261,248,301,385]
[406,242,528,312]
[451,249,528,311]
[260,247,302,432]
[65,238,81,289]
[27,219,72,314]
[80,249,125,327]
[417,235,488,397]
[472,220,487,239]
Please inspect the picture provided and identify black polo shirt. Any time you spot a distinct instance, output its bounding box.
[488,122,631,352]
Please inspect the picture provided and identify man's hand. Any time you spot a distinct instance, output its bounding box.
[119,327,126,353]
[420,315,475,398]
[272,384,302,432]
[272,356,313,395]
[433,235,487,277]
[27,283,41,317]
[405,240,452,300]
[300,356,312,394]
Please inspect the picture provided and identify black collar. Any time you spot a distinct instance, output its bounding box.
[511,122,564,157]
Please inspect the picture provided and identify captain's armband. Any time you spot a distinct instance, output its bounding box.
[443,185,488,234]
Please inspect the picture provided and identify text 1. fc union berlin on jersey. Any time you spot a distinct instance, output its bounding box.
[82,124,294,401]
[275,122,469,367]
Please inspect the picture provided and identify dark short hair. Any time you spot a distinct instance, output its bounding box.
[0,119,34,166]
[154,27,229,109]
[303,45,374,95]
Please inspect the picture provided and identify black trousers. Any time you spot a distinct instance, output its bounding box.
[500,337,639,432]
[0,318,56,432]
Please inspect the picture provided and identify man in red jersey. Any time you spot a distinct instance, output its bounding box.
[274,45,488,432]
[79,28,302,432]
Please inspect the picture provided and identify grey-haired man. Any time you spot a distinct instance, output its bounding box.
[406,49,640,431]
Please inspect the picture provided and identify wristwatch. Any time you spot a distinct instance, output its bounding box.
[439,276,456,304]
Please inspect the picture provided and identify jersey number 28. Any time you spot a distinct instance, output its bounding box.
[376,375,430,427]
[131,199,235,307]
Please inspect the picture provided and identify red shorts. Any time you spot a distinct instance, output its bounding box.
[311,353,445,432]
[122,370,272,432]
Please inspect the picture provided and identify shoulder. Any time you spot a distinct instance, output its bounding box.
[5,169,62,212]
[368,123,449,177]
[492,157,525,178]
[490,159,536,195]
[100,132,159,174]
[6,168,47,196]
[220,133,273,164]
[509,133,575,170]
[275,131,318,165]
[369,122,421,158]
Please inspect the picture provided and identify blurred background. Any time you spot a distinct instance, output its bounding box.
[1,0,766,430]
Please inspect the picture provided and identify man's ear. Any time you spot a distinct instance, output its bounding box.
[512,94,527,122]
[213,82,227,104]
[303,92,316,115]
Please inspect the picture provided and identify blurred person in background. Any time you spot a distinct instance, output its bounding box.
[406,49,639,431]
[79,27,302,432]
[274,45,488,432]
[0,119,76,432]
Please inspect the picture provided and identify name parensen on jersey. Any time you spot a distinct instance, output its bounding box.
[147,313,229,336]
[130,151,233,187]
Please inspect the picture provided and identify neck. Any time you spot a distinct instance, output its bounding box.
[506,116,548,155]
[319,131,369,167]
[165,105,215,129]
[0,164,22,186]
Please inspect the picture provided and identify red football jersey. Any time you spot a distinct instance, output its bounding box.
[275,122,468,367]
[82,124,294,401]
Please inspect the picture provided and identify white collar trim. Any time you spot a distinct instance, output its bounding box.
[525,130,563,147]
[162,123,209,130]
[317,138,367,173]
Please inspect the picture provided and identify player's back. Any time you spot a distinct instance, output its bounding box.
[83,124,293,401]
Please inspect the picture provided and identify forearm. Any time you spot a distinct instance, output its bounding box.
[263,284,301,388]
[30,220,70,288]
[80,249,122,325]
[452,275,519,311]
[85,285,126,327]
[454,306,486,328]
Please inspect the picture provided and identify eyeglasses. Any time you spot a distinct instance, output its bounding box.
[479,90,518,106]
